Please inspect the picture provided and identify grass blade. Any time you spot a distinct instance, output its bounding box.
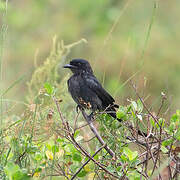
[1,75,25,97]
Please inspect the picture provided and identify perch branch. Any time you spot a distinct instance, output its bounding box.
[80,109,115,158]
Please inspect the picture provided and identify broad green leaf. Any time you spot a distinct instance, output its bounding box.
[73,153,82,162]
[161,146,168,153]
[34,152,43,161]
[65,144,77,154]
[4,162,19,178]
[106,166,115,173]
[52,144,59,153]
[158,118,165,127]
[84,164,91,172]
[4,162,30,180]
[123,147,138,161]
[175,130,180,141]
[77,169,87,177]
[74,130,80,138]
[150,117,155,127]
[117,106,126,119]
[131,101,137,111]
[44,82,54,95]
[111,119,119,128]
[121,154,128,161]
[137,99,143,113]
[162,139,173,146]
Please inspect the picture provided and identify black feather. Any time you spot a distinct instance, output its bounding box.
[64,59,121,121]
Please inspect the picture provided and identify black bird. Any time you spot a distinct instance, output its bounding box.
[63,59,120,121]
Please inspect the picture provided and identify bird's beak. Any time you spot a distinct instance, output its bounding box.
[63,64,76,69]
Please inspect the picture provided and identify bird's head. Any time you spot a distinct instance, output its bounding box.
[63,59,93,74]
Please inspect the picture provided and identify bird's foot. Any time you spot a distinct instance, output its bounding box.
[113,104,119,108]
[88,112,95,122]
[76,105,84,113]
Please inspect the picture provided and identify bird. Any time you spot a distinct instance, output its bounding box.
[63,58,121,121]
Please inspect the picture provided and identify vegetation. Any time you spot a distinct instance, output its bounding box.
[0,0,179,179]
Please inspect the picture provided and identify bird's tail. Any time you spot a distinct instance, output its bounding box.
[106,105,150,137]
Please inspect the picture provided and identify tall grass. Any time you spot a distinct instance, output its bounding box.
[0,0,8,144]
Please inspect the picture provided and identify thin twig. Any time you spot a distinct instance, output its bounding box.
[131,83,160,126]
[53,96,65,125]
[70,135,120,179]
[82,136,96,143]
[73,110,80,131]
[71,144,106,180]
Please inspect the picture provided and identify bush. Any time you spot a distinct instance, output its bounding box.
[0,39,179,179]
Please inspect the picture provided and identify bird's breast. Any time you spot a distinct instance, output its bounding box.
[68,75,80,88]
[67,74,102,111]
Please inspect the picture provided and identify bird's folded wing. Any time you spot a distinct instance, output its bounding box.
[84,75,115,105]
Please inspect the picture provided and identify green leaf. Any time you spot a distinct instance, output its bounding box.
[65,144,77,155]
[116,111,125,119]
[35,167,42,173]
[12,170,30,180]
[44,82,54,95]
[4,162,30,180]
[170,114,178,123]
[77,169,87,177]
[162,139,173,146]
[120,154,128,162]
[150,117,155,127]
[34,152,43,161]
[161,146,168,153]
[74,130,80,138]
[52,144,59,153]
[131,101,137,111]
[137,99,143,113]
[169,122,175,132]
[158,118,165,127]
[4,162,19,177]
[56,138,64,143]
[73,153,82,162]
[117,106,126,119]
[106,166,115,173]
[175,130,180,141]
[128,170,141,180]
[116,166,122,172]
[123,147,138,161]
[111,120,119,128]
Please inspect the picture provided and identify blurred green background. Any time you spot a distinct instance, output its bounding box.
[1,0,180,112]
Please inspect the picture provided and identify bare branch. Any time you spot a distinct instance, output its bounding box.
[71,144,106,180]
[80,109,116,158]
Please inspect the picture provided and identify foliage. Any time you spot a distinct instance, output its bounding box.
[0,1,180,179]
[0,39,179,179]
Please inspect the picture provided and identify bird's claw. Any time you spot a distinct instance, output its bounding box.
[76,105,84,113]
[88,112,94,121]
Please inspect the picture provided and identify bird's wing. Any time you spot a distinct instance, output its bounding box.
[84,75,115,105]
